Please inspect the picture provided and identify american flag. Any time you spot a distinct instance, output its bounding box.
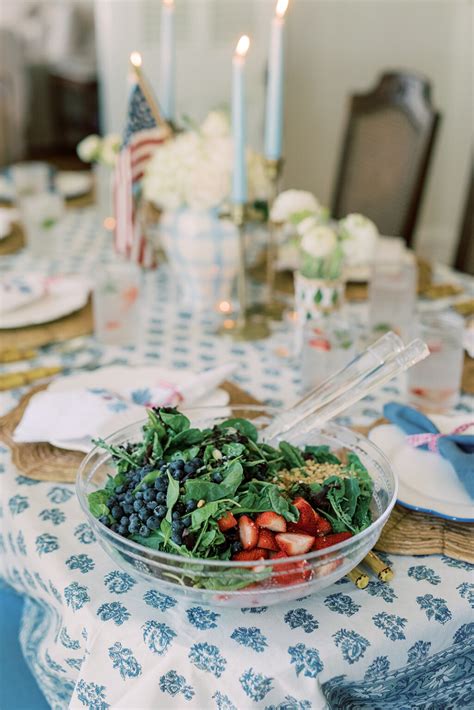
[114,81,168,267]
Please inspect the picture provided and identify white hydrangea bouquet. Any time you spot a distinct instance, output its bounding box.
[142,110,270,210]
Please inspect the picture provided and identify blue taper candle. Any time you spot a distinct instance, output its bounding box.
[159,0,175,121]
[264,0,288,161]
[232,35,250,205]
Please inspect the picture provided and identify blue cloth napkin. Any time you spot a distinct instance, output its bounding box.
[383,402,474,500]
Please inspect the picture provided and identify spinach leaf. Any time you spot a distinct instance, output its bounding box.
[279,441,306,469]
[199,568,271,591]
[152,432,163,459]
[345,452,372,492]
[145,409,167,440]
[93,439,139,469]
[135,469,161,490]
[343,476,360,519]
[88,490,110,518]
[105,472,127,494]
[160,517,172,546]
[218,418,258,442]
[160,410,190,434]
[184,461,243,503]
[222,442,246,458]
[304,445,341,465]
[166,428,207,451]
[190,501,220,529]
[165,472,180,522]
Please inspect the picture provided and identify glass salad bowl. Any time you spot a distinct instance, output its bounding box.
[76,406,397,607]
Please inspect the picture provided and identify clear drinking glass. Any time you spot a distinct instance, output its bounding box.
[93,262,142,345]
[407,311,465,412]
[10,162,51,199]
[300,317,357,393]
[20,191,65,258]
[369,256,417,338]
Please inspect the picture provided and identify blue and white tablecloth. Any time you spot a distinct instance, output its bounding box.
[1,209,473,710]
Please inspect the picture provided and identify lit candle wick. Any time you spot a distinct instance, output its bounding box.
[130,51,142,68]
[235,34,250,58]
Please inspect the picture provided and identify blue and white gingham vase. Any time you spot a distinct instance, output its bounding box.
[160,208,239,311]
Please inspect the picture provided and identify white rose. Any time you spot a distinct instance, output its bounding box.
[100,133,121,166]
[201,110,230,138]
[301,225,337,259]
[77,134,101,163]
[296,215,319,237]
[339,213,378,266]
[270,190,321,223]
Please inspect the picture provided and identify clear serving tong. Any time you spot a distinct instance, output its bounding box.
[264,332,429,443]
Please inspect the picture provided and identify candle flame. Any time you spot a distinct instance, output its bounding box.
[276,0,289,18]
[163,0,174,6]
[235,35,250,57]
[130,51,142,68]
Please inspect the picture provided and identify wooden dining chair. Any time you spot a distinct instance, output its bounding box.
[454,162,473,275]
[331,72,440,248]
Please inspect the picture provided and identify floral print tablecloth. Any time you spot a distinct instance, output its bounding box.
[0,209,473,710]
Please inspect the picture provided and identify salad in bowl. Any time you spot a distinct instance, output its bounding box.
[77,405,396,606]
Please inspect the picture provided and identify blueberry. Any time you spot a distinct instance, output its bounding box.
[147,501,158,510]
[147,517,158,530]
[139,509,149,522]
[120,516,129,526]
[117,524,127,535]
[155,492,166,504]
[115,486,124,495]
[108,496,118,507]
[184,463,195,475]
[124,492,134,503]
[231,541,242,553]
[212,472,223,483]
[143,489,155,502]
[133,500,142,512]
[171,470,181,480]
[99,515,109,525]
[122,503,133,514]
[135,491,143,499]
[186,500,197,512]
[171,520,183,532]
[139,525,150,537]
[111,505,123,519]
[182,515,191,527]
[154,477,167,491]
[110,523,119,533]
[154,505,166,518]
[171,532,182,544]
[172,511,180,520]
[129,513,138,522]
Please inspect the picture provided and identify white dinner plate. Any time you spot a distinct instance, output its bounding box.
[369,423,474,522]
[0,276,90,329]
[47,365,230,453]
[55,171,93,199]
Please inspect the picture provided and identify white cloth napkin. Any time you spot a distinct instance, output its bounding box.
[0,207,19,239]
[13,363,236,447]
[0,273,48,313]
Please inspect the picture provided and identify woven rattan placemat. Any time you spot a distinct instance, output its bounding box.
[0,298,93,351]
[0,223,25,256]
[0,381,261,484]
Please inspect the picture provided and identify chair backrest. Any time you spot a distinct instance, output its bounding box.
[331,72,440,247]
[454,162,473,275]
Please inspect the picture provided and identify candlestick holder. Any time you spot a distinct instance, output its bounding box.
[249,158,286,323]
[217,204,271,341]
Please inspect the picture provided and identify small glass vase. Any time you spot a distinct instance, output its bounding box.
[294,271,346,353]
[159,207,239,312]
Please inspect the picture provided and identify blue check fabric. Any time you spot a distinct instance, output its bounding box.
[0,208,473,710]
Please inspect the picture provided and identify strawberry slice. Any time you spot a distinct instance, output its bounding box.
[270,551,312,586]
[257,529,279,551]
[217,511,237,532]
[290,497,332,536]
[314,558,343,577]
[232,548,268,561]
[314,515,332,536]
[255,511,287,532]
[312,532,352,550]
[238,515,259,550]
[275,532,315,556]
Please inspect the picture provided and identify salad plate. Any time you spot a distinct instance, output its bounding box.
[55,171,93,199]
[48,366,230,453]
[369,422,474,522]
[0,276,90,329]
